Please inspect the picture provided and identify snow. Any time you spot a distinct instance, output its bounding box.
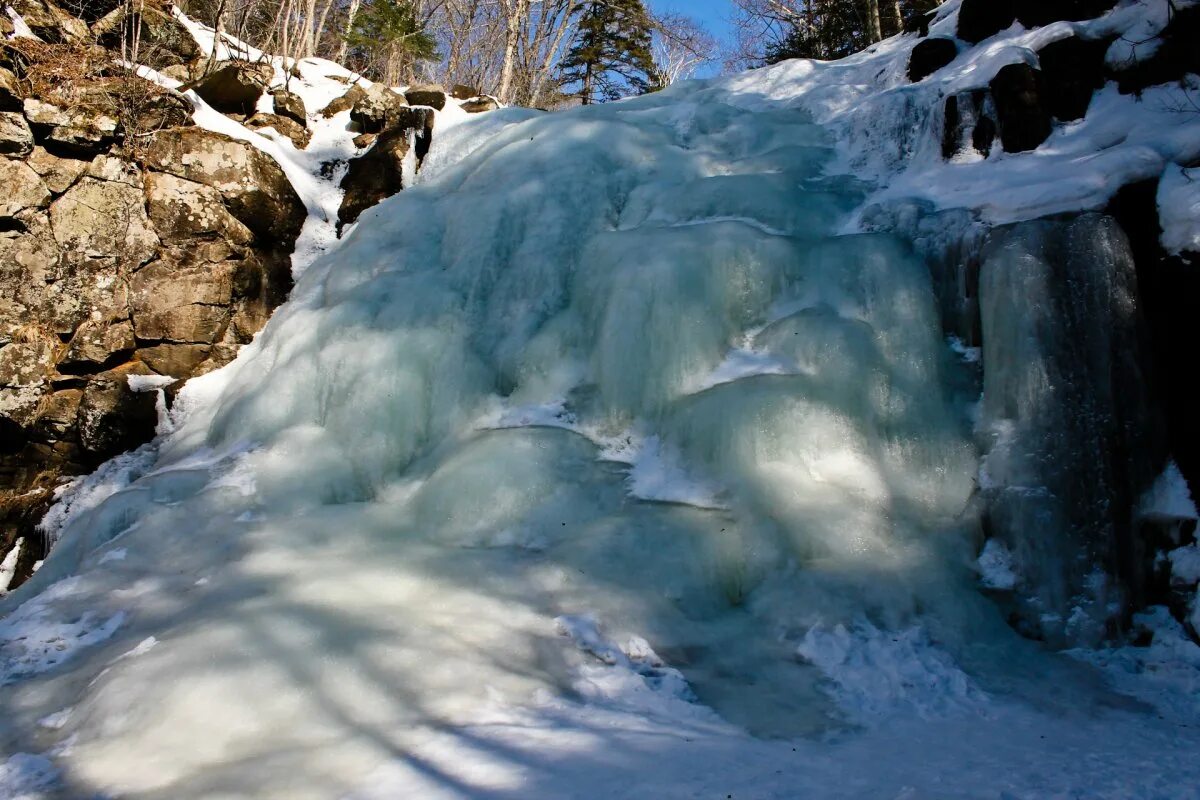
[0,537,21,594]
[977,539,1019,590]
[1159,163,1200,255]
[2,2,1200,798]
[1141,460,1199,521]
[712,0,1200,229]
[4,6,37,39]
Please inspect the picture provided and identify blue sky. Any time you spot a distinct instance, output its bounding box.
[648,0,735,74]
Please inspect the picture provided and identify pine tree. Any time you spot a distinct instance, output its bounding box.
[559,0,658,104]
[343,0,439,84]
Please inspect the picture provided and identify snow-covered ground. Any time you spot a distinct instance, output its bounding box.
[3,2,1200,798]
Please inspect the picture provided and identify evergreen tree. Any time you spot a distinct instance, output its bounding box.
[344,0,439,84]
[559,0,658,104]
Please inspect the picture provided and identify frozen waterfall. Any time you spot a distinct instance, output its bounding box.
[2,75,1191,799]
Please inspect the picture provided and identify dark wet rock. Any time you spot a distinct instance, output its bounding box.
[957,0,1015,44]
[989,63,1051,153]
[183,61,273,115]
[908,37,958,82]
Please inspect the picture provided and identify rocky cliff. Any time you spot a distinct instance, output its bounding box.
[0,0,489,590]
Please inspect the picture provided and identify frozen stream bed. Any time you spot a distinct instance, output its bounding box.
[3,43,1200,800]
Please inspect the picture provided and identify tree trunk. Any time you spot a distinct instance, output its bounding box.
[865,0,883,43]
[337,0,362,65]
[497,0,528,104]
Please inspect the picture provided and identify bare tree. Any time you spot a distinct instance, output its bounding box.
[651,11,716,86]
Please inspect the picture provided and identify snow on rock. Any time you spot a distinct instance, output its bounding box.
[1159,163,1200,256]
[716,0,1200,228]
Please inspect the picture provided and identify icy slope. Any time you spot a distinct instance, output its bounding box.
[3,13,1200,800]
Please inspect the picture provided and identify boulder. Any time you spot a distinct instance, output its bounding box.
[145,127,306,243]
[0,112,34,157]
[50,177,159,262]
[59,318,135,372]
[1036,36,1108,122]
[989,63,1051,153]
[320,83,367,117]
[144,171,255,246]
[27,146,88,193]
[245,112,312,149]
[0,158,52,217]
[338,127,409,229]
[908,37,958,82]
[0,67,20,112]
[460,96,499,114]
[352,133,376,149]
[956,0,1016,44]
[76,361,158,459]
[23,98,119,156]
[1014,0,1117,28]
[271,89,307,124]
[183,61,274,115]
[405,85,447,110]
[450,84,479,100]
[350,84,409,133]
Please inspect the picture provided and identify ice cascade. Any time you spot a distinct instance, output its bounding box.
[1,78,1020,796]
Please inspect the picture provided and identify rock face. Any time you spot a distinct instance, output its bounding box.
[1,38,307,591]
[350,84,409,133]
[908,37,958,83]
[1036,36,1108,122]
[183,61,274,115]
[338,106,435,229]
[956,0,1015,44]
[338,127,410,229]
[989,63,1051,153]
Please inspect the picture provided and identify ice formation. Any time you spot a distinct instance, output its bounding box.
[4,2,1200,797]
